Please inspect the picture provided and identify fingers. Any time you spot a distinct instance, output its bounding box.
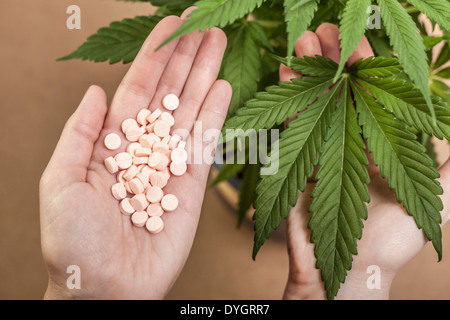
[171,28,227,137]
[279,63,301,82]
[315,23,341,63]
[105,16,183,129]
[347,36,374,66]
[279,31,322,82]
[148,8,206,112]
[187,80,232,185]
[438,158,450,225]
[295,30,323,58]
[42,86,107,189]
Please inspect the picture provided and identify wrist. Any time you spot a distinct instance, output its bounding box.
[335,269,394,300]
[283,280,327,300]
[283,269,395,300]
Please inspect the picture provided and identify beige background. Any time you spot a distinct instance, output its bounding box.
[0,0,449,300]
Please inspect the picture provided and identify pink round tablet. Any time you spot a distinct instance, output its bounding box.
[146,203,164,217]
[119,198,135,216]
[168,134,181,150]
[139,133,160,148]
[150,172,168,188]
[133,156,149,166]
[115,152,133,170]
[136,173,150,189]
[111,183,127,200]
[123,165,138,181]
[161,194,178,212]
[154,154,169,171]
[125,126,142,142]
[121,119,138,134]
[154,120,171,138]
[146,186,164,203]
[135,147,152,157]
[153,142,170,157]
[126,142,141,156]
[117,170,126,184]
[147,109,162,124]
[124,181,132,194]
[162,94,179,111]
[170,161,187,176]
[146,122,156,133]
[104,156,119,174]
[160,112,175,126]
[129,178,144,195]
[148,152,163,169]
[141,165,156,178]
[131,211,148,227]
[159,167,171,181]
[171,148,188,163]
[146,216,164,234]
[131,194,149,212]
[137,108,151,126]
[104,133,122,151]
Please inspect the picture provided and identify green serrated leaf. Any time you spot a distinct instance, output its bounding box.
[430,79,450,104]
[348,56,402,77]
[419,133,440,169]
[422,35,444,50]
[356,77,450,140]
[377,0,435,122]
[222,77,334,141]
[246,20,274,51]
[158,0,266,49]
[272,54,338,77]
[223,23,262,117]
[407,0,450,30]
[366,32,393,58]
[335,0,371,81]
[57,16,161,64]
[434,42,449,70]
[237,164,260,227]
[252,81,343,259]
[309,80,370,300]
[284,0,318,58]
[352,81,443,260]
[435,67,450,79]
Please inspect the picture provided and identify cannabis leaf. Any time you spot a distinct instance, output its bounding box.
[284,0,318,58]
[58,16,161,64]
[159,0,266,49]
[351,82,443,260]
[356,77,450,140]
[222,55,338,138]
[222,77,333,141]
[237,164,260,227]
[272,55,338,77]
[309,80,370,300]
[222,22,265,116]
[347,56,402,77]
[335,0,371,80]
[377,0,435,121]
[252,81,342,258]
[406,0,450,31]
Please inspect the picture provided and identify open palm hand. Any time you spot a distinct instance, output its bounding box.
[281,23,450,300]
[40,10,231,300]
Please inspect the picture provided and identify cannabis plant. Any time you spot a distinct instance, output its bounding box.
[60,0,450,299]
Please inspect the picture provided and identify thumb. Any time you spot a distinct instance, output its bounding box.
[42,85,107,189]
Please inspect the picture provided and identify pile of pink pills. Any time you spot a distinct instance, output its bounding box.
[103,94,187,234]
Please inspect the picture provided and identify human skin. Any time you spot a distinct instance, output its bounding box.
[40,8,232,299]
[40,8,450,300]
[280,23,450,300]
